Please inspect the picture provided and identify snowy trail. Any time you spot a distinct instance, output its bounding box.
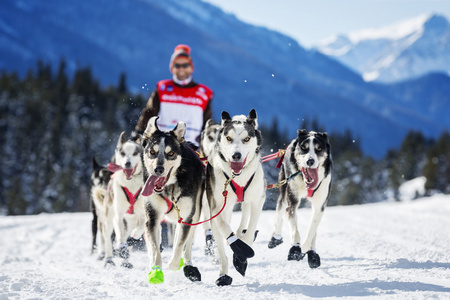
[1,195,450,299]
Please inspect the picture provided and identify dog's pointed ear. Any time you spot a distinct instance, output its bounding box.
[205,119,214,128]
[172,121,186,143]
[144,116,159,138]
[317,132,329,141]
[92,157,100,169]
[221,111,231,126]
[247,109,258,128]
[118,131,127,146]
[297,129,308,139]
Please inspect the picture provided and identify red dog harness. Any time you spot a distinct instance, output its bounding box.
[163,196,174,214]
[121,186,142,214]
[223,172,255,203]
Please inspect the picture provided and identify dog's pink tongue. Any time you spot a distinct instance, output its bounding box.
[302,167,319,190]
[108,163,122,173]
[142,175,159,197]
[229,161,245,175]
[123,168,134,179]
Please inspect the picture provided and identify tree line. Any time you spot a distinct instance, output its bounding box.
[1,61,449,215]
[0,60,145,215]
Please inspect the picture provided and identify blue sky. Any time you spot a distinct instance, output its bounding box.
[203,0,450,48]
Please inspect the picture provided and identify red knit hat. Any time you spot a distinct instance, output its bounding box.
[169,44,194,72]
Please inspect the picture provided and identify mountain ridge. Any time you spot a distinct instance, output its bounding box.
[1,0,448,158]
[317,14,450,82]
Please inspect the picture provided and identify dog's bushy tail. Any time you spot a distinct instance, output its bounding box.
[91,186,107,207]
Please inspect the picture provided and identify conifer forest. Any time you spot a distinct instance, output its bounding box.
[1,61,449,215]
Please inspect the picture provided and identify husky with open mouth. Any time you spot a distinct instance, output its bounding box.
[141,117,204,284]
[206,109,266,286]
[268,129,332,269]
[105,132,146,268]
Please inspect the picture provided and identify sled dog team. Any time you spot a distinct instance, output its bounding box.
[91,109,333,286]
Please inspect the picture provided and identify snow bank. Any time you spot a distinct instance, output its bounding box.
[398,176,426,201]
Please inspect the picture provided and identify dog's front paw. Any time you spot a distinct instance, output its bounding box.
[307,250,321,268]
[128,236,146,251]
[287,245,305,261]
[183,265,201,282]
[268,236,283,249]
[118,246,130,259]
[148,266,164,284]
[121,261,133,269]
[233,253,247,276]
[104,257,115,267]
[215,274,232,286]
[227,234,254,259]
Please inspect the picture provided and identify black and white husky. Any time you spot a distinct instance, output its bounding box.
[268,129,332,269]
[141,117,203,284]
[105,132,146,268]
[206,109,266,286]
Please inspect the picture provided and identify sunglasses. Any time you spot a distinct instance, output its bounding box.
[174,63,191,69]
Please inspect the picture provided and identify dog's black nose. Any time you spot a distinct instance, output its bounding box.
[125,161,131,168]
[154,166,165,176]
[232,152,242,161]
[307,158,315,167]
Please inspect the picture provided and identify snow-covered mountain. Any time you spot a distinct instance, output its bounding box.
[1,0,449,158]
[317,14,450,83]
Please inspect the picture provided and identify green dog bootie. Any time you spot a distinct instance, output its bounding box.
[148,266,164,284]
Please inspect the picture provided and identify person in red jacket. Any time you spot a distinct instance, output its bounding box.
[133,44,213,149]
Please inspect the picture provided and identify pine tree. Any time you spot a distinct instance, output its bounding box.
[397,130,428,181]
[423,131,450,193]
[117,72,127,95]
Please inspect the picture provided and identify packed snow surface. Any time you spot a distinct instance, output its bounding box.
[1,195,450,299]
